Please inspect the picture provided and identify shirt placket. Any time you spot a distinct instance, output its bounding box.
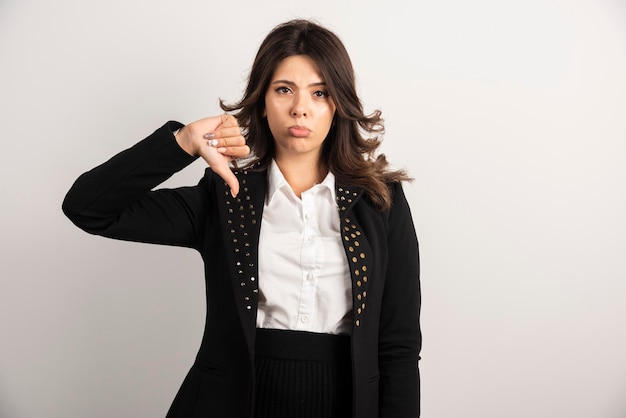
[296,189,319,330]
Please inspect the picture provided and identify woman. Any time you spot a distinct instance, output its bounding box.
[63,19,421,418]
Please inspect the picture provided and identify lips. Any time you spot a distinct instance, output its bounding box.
[288,125,311,138]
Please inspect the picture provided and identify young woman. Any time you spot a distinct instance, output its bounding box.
[63,19,421,418]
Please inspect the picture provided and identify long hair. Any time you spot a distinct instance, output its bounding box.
[221,19,411,211]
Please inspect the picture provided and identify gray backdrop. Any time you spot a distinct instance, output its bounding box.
[1,0,625,417]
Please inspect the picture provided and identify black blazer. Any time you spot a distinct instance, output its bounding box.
[63,121,421,418]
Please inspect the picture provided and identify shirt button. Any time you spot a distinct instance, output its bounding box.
[306,272,313,281]
[300,315,309,323]
[305,213,312,220]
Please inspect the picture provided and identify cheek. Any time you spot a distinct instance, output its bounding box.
[324,106,336,125]
[264,100,282,119]
[325,103,337,121]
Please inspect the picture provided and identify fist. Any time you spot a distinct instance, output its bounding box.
[176,115,250,197]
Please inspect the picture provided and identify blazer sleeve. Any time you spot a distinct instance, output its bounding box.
[62,121,211,250]
[378,182,421,417]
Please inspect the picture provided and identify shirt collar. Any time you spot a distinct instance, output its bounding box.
[266,159,336,204]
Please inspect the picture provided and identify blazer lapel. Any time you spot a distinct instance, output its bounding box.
[215,169,266,356]
[336,184,372,330]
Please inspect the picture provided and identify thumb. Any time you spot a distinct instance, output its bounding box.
[212,164,240,197]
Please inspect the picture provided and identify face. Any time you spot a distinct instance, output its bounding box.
[264,55,336,162]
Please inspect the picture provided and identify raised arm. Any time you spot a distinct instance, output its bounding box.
[62,115,249,248]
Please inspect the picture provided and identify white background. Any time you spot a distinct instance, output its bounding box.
[1,0,625,417]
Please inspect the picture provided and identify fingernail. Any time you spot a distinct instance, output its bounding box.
[230,189,237,197]
[208,139,219,147]
[217,147,227,153]
[203,133,215,139]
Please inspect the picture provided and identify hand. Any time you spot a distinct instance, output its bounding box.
[176,115,250,197]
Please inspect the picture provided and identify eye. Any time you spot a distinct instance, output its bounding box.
[275,86,292,94]
[313,90,330,98]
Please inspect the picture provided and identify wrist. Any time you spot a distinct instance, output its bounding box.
[174,126,199,156]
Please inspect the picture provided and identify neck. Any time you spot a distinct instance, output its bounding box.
[274,155,327,198]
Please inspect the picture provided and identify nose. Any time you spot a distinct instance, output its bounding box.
[291,93,308,117]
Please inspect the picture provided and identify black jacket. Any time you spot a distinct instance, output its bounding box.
[62,121,421,417]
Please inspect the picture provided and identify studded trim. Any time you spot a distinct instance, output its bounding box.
[336,185,370,328]
[223,171,262,322]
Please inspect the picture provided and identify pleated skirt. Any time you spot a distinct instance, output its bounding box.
[254,328,352,418]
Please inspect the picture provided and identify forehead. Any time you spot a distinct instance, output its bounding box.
[271,55,324,81]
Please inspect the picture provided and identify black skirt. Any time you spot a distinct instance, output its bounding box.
[254,328,352,418]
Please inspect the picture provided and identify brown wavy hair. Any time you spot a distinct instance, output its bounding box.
[220,19,411,211]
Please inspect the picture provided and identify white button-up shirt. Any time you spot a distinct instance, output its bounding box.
[256,160,352,334]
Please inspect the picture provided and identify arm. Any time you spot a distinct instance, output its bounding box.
[62,121,203,247]
[378,182,421,417]
[62,116,249,247]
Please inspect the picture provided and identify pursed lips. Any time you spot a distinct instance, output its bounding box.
[288,125,311,137]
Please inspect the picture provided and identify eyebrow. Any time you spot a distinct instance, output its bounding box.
[271,79,327,87]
